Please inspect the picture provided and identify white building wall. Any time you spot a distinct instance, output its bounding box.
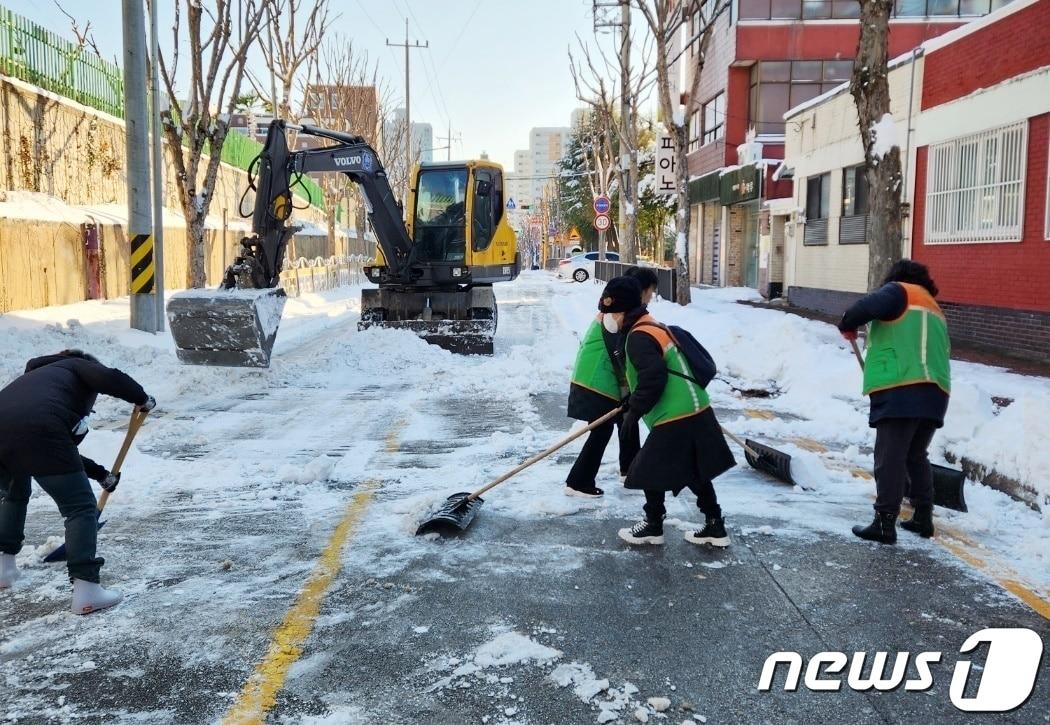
[782,56,925,295]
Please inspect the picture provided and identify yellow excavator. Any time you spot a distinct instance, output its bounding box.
[167,120,519,365]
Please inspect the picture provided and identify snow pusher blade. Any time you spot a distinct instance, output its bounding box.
[416,408,623,538]
[358,287,497,355]
[168,287,287,367]
[932,464,967,512]
[415,492,485,536]
[721,427,794,485]
[743,439,795,485]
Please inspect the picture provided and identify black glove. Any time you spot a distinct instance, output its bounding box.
[619,410,639,444]
[101,471,121,493]
[619,392,632,411]
[137,395,156,413]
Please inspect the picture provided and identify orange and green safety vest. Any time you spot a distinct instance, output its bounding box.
[570,315,623,401]
[863,282,951,397]
[625,315,710,428]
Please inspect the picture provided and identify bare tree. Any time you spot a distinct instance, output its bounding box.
[304,35,388,255]
[252,0,335,123]
[156,0,265,287]
[635,0,728,304]
[850,0,903,291]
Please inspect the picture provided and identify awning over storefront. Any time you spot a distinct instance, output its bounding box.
[688,171,720,204]
[719,164,762,205]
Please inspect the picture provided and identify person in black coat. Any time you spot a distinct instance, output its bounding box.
[839,260,950,543]
[0,350,155,614]
[600,285,736,548]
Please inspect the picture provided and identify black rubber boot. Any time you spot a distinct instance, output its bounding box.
[852,512,897,545]
[901,505,934,538]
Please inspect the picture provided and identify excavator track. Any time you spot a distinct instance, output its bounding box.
[358,287,497,355]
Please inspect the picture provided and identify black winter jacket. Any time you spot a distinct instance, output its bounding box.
[0,355,148,477]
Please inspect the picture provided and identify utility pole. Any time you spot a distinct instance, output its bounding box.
[387,19,428,193]
[149,0,165,331]
[618,0,631,262]
[437,121,462,161]
[123,0,156,332]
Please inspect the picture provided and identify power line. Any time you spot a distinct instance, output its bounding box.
[437,0,482,71]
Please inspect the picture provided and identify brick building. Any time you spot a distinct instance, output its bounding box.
[780,0,1049,362]
[911,0,1050,360]
[679,0,1011,293]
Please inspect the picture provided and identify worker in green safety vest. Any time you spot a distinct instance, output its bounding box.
[839,260,951,545]
[593,278,735,548]
[564,268,660,497]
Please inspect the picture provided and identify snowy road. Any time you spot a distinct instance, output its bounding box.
[1,273,1048,723]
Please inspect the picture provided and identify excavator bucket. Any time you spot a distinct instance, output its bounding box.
[358,287,497,355]
[168,287,287,367]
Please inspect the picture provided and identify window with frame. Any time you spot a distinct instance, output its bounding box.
[701,93,724,145]
[925,121,1027,244]
[840,165,870,244]
[749,60,852,135]
[689,110,701,151]
[739,0,1012,19]
[804,173,830,245]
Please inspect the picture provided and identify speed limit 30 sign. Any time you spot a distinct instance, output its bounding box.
[593,214,611,231]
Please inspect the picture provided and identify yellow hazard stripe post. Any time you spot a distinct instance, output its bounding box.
[129,234,155,294]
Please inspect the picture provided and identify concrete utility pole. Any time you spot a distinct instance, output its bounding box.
[149,0,165,331]
[123,0,157,332]
[618,0,631,257]
[387,19,428,190]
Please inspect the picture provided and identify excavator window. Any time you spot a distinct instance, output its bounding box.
[472,169,496,252]
[413,168,468,263]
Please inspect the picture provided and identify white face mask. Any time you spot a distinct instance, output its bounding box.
[602,314,620,334]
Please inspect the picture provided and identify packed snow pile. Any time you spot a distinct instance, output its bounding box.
[474,631,562,668]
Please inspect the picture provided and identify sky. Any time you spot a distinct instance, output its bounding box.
[7,0,601,170]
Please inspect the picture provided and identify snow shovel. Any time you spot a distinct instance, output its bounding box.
[416,407,624,537]
[44,409,148,563]
[849,339,967,512]
[721,427,795,486]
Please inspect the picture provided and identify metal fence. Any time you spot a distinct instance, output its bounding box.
[594,261,678,303]
[0,5,124,117]
[0,4,327,214]
[280,254,368,297]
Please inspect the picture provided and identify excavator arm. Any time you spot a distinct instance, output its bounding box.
[225,120,414,290]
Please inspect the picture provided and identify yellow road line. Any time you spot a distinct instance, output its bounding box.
[790,437,828,453]
[222,486,376,725]
[743,408,775,420]
[384,417,407,453]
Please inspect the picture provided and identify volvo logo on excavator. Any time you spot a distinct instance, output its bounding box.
[333,154,362,168]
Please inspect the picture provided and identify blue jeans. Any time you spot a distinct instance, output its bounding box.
[0,466,103,582]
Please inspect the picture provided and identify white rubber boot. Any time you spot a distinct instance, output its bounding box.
[71,578,123,615]
[0,553,18,589]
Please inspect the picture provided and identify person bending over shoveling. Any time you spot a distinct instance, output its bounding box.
[564,277,642,497]
[839,260,951,545]
[0,350,155,613]
[598,277,736,547]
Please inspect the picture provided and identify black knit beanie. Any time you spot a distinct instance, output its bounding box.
[598,276,643,313]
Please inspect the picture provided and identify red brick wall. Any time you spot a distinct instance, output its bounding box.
[912,114,1050,312]
[922,1,1050,110]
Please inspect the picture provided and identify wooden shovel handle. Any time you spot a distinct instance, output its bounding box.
[850,339,865,370]
[97,408,149,513]
[468,406,624,501]
[720,427,760,460]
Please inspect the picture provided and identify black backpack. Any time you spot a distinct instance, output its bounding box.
[636,322,717,388]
